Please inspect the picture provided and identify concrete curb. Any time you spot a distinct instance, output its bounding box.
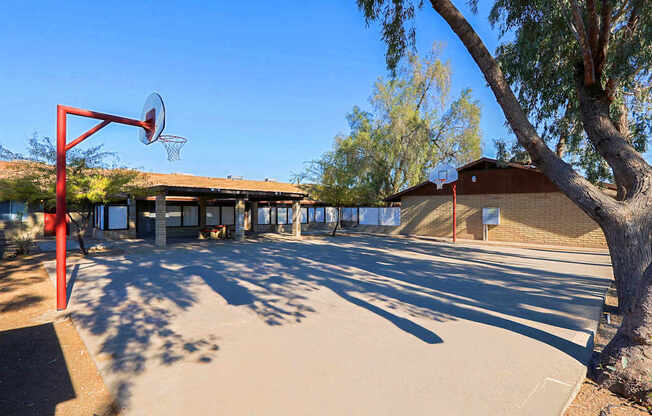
[558,333,594,415]
[558,284,611,415]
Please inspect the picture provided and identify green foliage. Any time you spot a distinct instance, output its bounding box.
[494,138,530,165]
[0,135,143,211]
[356,0,651,184]
[0,135,145,254]
[12,233,33,256]
[297,49,481,204]
[487,0,651,183]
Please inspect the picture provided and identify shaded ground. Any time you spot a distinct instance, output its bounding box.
[565,283,651,415]
[0,254,117,416]
[44,234,614,415]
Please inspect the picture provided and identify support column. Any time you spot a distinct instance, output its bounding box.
[199,197,206,228]
[155,192,167,248]
[235,199,245,241]
[251,201,258,233]
[292,200,301,239]
[128,197,137,237]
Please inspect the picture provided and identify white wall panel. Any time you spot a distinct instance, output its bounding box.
[359,207,379,225]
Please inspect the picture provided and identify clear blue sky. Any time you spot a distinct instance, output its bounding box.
[0,1,534,181]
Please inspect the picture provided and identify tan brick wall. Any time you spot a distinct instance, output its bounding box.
[400,192,607,248]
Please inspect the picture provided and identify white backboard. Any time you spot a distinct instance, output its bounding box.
[428,163,458,189]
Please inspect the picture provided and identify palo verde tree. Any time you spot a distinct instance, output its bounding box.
[298,49,481,210]
[294,136,364,235]
[0,135,144,254]
[357,0,652,403]
[364,47,482,200]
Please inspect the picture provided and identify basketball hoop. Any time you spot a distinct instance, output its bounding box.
[159,134,187,161]
[429,163,458,190]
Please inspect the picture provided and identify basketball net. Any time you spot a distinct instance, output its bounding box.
[158,134,187,161]
[435,169,448,189]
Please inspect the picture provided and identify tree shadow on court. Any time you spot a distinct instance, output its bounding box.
[60,253,221,409]
[183,235,610,362]
[59,235,612,409]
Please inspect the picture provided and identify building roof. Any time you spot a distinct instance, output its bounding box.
[0,160,306,199]
[385,157,616,202]
[143,172,304,195]
[458,157,538,172]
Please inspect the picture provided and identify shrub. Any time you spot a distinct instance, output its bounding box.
[12,233,33,255]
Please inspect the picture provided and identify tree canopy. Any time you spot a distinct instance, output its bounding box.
[488,0,651,183]
[356,0,652,403]
[298,49,481,205]
[0,135,145,253]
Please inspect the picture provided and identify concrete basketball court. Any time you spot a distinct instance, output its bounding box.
[45,235,613,415]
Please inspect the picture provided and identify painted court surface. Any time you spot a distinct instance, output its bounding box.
[46,235,613,415]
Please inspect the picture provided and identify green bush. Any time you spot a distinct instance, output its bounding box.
[12,233,33,255]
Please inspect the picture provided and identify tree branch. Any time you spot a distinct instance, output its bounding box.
[595,0,612,77]
[570,0,597,85]
[612,0,630,23]
[586,0,600,58]
[428,0,621,223]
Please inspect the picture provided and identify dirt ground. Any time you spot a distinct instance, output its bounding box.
[0,252,118,416]
[565,284,651,415]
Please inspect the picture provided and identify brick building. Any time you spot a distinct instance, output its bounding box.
[385,158,614,248]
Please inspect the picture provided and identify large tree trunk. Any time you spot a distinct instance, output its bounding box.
[332,207,342,236]
[68,212,89,256]
[427,0,652,404]
[593,239,652,403]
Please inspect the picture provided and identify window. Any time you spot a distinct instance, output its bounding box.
[288,208,293,224]
[0,201,27,222]
[277,207,287,224]
[166,206,182,226]
[258,207,271,225]
[206,206,220,225]
[94,205,101,228]
[221,206,235,225]
[183,206,199,226]
[108,206,128,230]
[326,207,338,223]
[301,207,308,224]
[98,205,105,229]
[271,207,277,224]
[315,207,325,223]
[342,208,353,221]
[308,207,315,223]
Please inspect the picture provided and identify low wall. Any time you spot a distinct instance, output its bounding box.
[255,223,333,233]
[0,212,44,242]
[341,224,401,235]
[95,228,137,240]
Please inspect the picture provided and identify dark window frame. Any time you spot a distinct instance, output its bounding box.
[94,203,129,231]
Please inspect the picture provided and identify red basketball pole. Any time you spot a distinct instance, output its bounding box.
[55,105,152,310]
[452,182,457,243]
